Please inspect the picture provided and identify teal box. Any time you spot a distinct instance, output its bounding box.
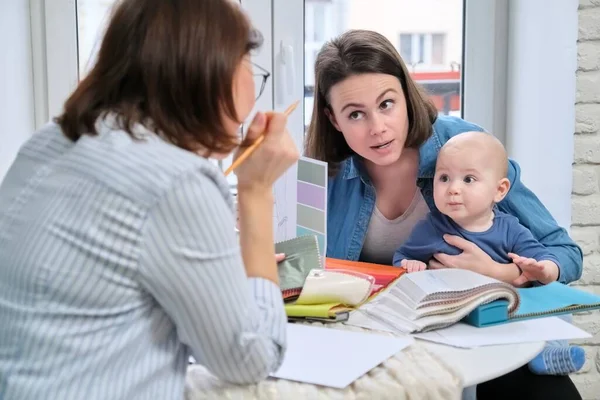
[463,300,509,327]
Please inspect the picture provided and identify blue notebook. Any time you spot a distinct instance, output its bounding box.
[464,282,600,327]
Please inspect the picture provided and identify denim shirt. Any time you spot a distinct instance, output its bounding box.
[326,115,583,284]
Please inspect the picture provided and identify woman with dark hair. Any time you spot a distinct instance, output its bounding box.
[0,0,298,398]
[305,29,582,399]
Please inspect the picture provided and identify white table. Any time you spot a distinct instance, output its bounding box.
[422,339,545,387]
[344,310,546,387]
[185,323,545,400]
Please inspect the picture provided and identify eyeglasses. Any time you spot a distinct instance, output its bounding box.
[252,62,270,100]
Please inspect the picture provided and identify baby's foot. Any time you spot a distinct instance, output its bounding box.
[528,345,585,375]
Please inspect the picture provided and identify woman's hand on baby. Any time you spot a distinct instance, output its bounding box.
[401,259,427,273]
[429,234,496,276]
[508,253,559,285]
[275,253,286,263]
[234,111,300,193]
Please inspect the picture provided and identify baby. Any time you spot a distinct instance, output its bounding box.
[393,131,584,376]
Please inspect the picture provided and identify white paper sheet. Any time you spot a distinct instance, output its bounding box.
[413,317,591,348]
[271,323,413,389]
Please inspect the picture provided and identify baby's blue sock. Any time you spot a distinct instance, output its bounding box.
[528,345,585,375]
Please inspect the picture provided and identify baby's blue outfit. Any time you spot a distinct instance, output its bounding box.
[393,209,585,377]
[392,209,560,268]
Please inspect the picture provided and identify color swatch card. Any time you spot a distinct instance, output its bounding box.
[296,156,328,260]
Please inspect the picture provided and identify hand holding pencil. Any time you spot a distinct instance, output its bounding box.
[230,101,300,192]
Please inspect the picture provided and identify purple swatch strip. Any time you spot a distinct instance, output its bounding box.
[297,181,325,210]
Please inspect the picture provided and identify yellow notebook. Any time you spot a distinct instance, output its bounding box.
[285,303,352,318]
[285,303,353,322]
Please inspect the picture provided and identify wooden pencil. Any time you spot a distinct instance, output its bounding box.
[224,100,299,176]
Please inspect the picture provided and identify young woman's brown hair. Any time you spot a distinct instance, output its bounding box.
[56,0,261,154]
[304,29,438,176]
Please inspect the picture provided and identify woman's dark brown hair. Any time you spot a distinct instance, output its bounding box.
[56,0,261,154]
[304,30,438,176]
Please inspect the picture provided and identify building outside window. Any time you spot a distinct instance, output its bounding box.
[303,0,464,130]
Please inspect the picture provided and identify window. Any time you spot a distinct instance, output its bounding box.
[304,0,340,90]
[77,1,115,77]
[311,3,326,42]
[398,33,447,67]
[399,34,413,63]
[418,34,426,63]
[432,34,445,65]
[303,0,464,130]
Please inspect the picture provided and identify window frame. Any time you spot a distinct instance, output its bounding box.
[31,0,79,130]
[461,0,509,144]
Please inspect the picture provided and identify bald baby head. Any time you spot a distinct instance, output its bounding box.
[438,131,508,179]
[434,131,511,227]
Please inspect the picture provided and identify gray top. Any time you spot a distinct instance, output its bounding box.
[360,190,429,265]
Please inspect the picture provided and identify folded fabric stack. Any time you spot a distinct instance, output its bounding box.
[276,235,405,322]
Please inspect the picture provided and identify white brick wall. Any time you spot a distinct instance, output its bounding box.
[572,1,600,398]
